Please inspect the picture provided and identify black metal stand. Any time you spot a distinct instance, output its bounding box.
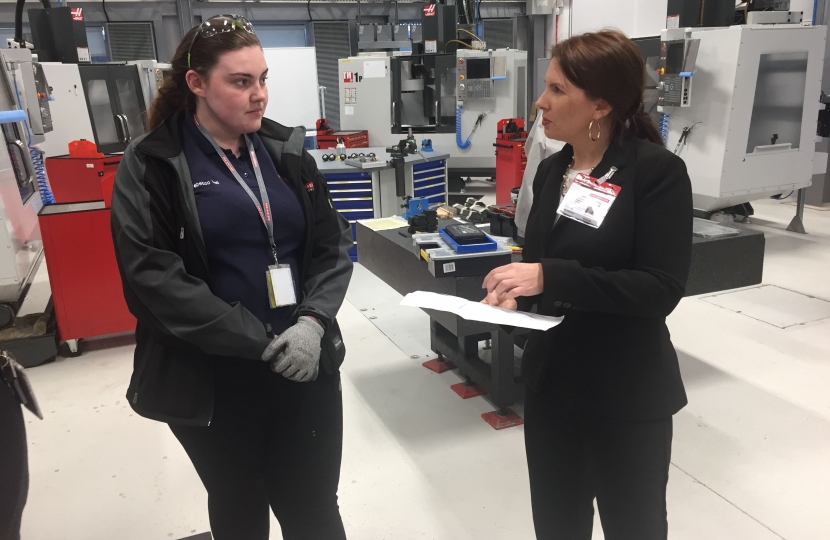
[429,316,518,414]
[0,299,58,368]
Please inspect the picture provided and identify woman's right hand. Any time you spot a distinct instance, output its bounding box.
[481,290,518,311]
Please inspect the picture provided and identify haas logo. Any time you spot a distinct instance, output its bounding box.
[423,4,436,16]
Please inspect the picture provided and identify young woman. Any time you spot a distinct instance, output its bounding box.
[111,16,352,540]
[483,30,693,539]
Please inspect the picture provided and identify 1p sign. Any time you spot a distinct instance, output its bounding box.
[423,4,436,16]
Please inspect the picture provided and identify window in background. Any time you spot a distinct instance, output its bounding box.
[746,51,809,154]
[86,26,108,62]
[254,24,307,48]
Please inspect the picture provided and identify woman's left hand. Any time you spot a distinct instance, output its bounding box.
[481,290,518,310]
[482,262,544,300]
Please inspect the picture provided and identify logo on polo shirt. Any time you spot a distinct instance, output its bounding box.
[193,180,220,189]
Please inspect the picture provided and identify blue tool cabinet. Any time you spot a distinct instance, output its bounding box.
[321,156,448,262]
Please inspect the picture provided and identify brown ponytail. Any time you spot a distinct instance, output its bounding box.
[627,103,664,146]
[550,29,664,146]
[147,21,262,130]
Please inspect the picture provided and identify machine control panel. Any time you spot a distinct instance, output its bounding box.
[457,56,494,100]
[33,63,53,133]
[153,68,166,93]
[658,39,699,108]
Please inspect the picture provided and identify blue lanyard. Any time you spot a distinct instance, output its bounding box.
[194,117,278,264]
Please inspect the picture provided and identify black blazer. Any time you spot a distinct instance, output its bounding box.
[520,132,692,420]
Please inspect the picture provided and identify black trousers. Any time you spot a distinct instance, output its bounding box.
[0,384,28,540]
[170,360,346,540]
[524,385,673,540]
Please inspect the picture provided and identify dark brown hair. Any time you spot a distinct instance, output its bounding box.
[550,29,663,146]
[147,21,262,130]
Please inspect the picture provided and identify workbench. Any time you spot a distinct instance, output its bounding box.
[308,148,450,260]
[357,218,765,428]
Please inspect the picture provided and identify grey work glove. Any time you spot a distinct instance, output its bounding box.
[262,316,325,382]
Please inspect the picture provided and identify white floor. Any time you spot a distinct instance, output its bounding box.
[16,197,830,540]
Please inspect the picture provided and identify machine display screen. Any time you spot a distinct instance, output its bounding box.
[466,58,491,80]
[665,42,685,75]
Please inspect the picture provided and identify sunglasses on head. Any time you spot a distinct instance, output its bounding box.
[187,15,256,69]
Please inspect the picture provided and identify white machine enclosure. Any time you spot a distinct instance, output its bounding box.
[0,136,41,304]
[660,25,827,212]
[339,49,527,170]
[39,63,95,158]
[0,51,43,304]
[0,49,47,143]
[128,60,171,114]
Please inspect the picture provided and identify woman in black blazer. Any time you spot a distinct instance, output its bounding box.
[483,30,693,539]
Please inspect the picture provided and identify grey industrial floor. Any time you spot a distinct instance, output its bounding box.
[16,197,830,540]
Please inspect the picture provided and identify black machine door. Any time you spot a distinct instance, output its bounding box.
[391,54,455,135]
[433,54,457,133]
[1,123,35,204]
[79,65,125,154]
[391,58,403,133]
[109,65,148,145]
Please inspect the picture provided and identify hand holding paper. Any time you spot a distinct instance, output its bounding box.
[401,291,562,331]
[481,290,517,310]
[482,262,544,300]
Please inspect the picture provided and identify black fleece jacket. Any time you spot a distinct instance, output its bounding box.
[111,110,353,426]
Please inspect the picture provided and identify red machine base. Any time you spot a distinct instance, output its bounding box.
[481,410,525,430]
[422,358,455,373]
[451,382,487,399]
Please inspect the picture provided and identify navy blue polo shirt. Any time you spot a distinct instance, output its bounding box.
[181,116,306,335]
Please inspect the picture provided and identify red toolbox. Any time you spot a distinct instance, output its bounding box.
[494,140,527,204]
[317,130,370,149]
[494,119,528,204]
[37,171,135,344]
[45,155,122,204]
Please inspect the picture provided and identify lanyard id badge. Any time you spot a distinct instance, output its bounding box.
[557,169,621,229]
[267,264,298,308]
[194,116,297,308]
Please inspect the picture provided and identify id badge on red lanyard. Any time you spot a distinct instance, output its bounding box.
[557,168,621,229]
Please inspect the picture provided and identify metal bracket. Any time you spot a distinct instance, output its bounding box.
[786,188,808,234]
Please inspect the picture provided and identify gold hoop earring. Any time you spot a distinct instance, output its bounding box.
[589,120,601,142]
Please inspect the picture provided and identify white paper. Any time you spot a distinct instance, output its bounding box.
[345,106,354,116]
[363,61,387,79]
[357,216,408,231]
[401,291,563,331]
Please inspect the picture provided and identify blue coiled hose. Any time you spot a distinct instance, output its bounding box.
[659,113,669,145]
[12,77,55,205]
[30,146,55,205]
[456,105,472,149]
